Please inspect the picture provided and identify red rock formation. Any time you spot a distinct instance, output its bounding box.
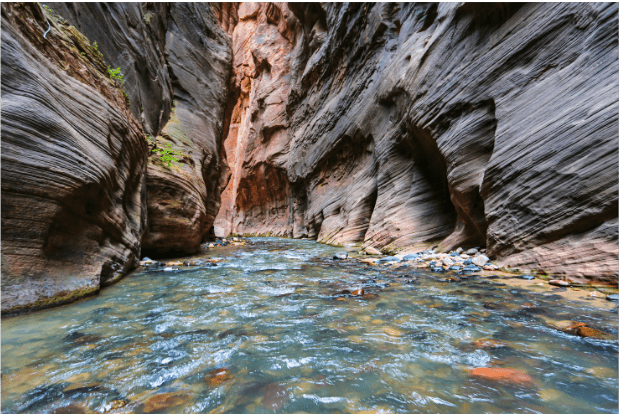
[1,3,148,313]
[214,3,300,237]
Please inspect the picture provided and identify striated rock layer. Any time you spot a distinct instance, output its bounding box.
[215,3,619,282]
[1,3,148,313]
[53,3,232,258]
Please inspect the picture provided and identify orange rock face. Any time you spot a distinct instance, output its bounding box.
[470,368,534,387]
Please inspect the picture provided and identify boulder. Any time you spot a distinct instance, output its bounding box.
[472,255,490,267]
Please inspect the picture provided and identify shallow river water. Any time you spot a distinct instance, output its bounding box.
[2,238,618,413]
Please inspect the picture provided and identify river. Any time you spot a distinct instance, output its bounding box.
[1,237,618,413]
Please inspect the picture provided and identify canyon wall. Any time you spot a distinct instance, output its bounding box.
[52,3,232,257]
[1,3,231,313]
[1,3,148,313]
[215,3,619,282]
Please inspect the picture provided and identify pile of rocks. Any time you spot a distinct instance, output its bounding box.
[201,237,248,250]
[360,246,499,273]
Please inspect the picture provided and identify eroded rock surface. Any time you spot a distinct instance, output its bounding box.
[1,3,148,313]
[54,3,232,258]
[215,3,619,281]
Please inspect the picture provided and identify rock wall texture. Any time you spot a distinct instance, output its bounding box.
[1,3,148,313]
[52,3,232,258]
[214,2,619,282]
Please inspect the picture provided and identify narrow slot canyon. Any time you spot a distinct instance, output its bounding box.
[1,2,619,414]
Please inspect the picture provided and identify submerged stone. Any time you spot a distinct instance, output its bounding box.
[378,256,400,263]
[469,367,534,387]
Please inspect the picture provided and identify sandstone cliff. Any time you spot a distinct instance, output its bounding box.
[214,3,619,282]
[52,3,232,258]
[1,3,148,313]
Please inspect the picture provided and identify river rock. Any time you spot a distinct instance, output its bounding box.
[466,248,479,256]
[606,294,619,302]
[333,252,348,260]
[473,339,508,349]
[573,326,616,341]
[403,253,421,261]
[442,257,455,267]
[351,288,364,296]
[472,255,490,267]
[469,367,534,387]
[549,279,570,287]
[142,392,192,413]
[484,264,499,271]
[205,368,233,386]
[462,265,482,272]
[378,256,401,263]
[522,275,536,280]
[365,247,382,255]
[456,248,463,254]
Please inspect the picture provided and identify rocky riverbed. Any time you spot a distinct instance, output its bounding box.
[4,237,615,414]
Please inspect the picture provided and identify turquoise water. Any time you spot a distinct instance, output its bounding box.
[1,237,618,413]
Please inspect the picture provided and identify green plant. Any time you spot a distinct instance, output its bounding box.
[153,142,183,169]
[145,134,155,141]
[107,65,125,85]
[143,12,153,24]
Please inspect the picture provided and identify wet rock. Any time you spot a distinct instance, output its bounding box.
[431,266,444,273]
[450,252,461,257]
[443,276,461,283]
[64,332,102,345]
[403,253,421,261]
[472,255,490,267]
[456,248,464,254]
[449,266,462,271]
[51,404,88,414]
[166,261,183,267]
[463,259,473,266]
[333,252,348,260]
[162,267,179,272]
[484,264,499,271]
[142,257,153,262]
[466,248,479,256]
[183,260,197,266]
[573,326,617,341]
[361,258,379,265]
[549,279,570,287]
[262,382,289,411]
[522,275,536,280]
[141,392,192,413]
[470,367,534,387]
[462,265,482,272]
[351,288,364,296]
[473,339,508,349]
[377,256,401,264]
[606,294,619,302]
[205,368,233,386]
[442,257,455,267]
[365,246,382,255]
